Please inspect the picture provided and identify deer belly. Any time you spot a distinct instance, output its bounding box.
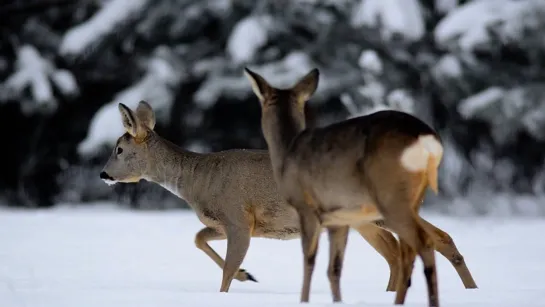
[320,203,383,227]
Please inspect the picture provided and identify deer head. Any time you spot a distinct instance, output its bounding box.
[99,100,156,185]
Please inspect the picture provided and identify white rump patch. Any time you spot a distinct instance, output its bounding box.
[400,134,443,172]
[102,179,118,186]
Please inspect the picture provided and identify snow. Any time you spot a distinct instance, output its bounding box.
[226,15,273,65]
[1,204,545,307]
[435,0,459,14]
[0,45,78,113]
[78,46,182,157]
[194,51,316,107]
[434,0,545,51]
[50,70,79,97]
[432,54,463,79]
[351,0,425,42]
[457,87,505,120]
[357,82,386,106]
[386,89,415,114]
[59,0,150,57]
[357,50,382,75]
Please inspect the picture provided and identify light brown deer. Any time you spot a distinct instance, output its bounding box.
[244,67,470,307]
[99,100,395,292]
[99,101,475,297]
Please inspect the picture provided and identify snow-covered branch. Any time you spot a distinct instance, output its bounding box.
[77,46,184,156]
[351,0,425,42]
[226,15,274,65]
[59,0,150,58]
[0,45,78,114]
[435,0,545,51]
[193,51,316,109]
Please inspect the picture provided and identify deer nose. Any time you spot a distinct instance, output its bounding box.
[100,171,113,180]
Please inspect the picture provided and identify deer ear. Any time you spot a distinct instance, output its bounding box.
[136,100,156,130]
[292,68,319,105]
[118,103,139,137]
[244,67,272,103]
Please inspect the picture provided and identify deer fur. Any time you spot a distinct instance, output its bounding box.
[244,67,476,307]
[100,101,423,293]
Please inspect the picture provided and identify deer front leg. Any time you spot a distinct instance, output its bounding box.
[297,206,322,303]
[194,227,256,291]
[326,225,349,302]
[355,223,400,292]
[417,217,478,289]
[219,225,253,292]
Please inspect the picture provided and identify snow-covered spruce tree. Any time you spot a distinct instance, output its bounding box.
[2,0,545,215]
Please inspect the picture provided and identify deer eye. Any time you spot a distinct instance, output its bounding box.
[116,147,123,155]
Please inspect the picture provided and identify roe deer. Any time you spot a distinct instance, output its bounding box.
[244,67,475,307]
[100,100,411,293]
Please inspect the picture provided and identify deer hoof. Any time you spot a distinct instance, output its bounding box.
[237,269,258,282]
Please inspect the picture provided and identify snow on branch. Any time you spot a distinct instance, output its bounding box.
[458,84,545,145]
[0,45,78,114]
[77,46,184,157]
[226,15,274,65]
[194,51,316,109]
[435,0,459,14]
[435,0,545,51]
[342,83,416,119]
[351,0,425,42]
[59,0,149,58]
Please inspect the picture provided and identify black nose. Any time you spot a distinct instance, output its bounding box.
[100,171,113,180]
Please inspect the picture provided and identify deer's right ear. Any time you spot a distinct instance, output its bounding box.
[136,100,156,130]
[244,67,271,103]
[118,103,139,137]
[292,68,319,105]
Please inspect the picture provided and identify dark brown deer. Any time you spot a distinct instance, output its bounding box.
[244,67,468,307]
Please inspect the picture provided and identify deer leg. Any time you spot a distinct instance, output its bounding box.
[387,218,438,307]
[195,227,256,287]
[394,239,417,305]
[417,217,477,289]
[219,226,252,292]
[355,223,400,292]
[297,207,322,303]
[417,226,439,307]
[326,225,349,302]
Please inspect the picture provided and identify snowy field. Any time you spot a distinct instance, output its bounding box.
[1,203,544,307]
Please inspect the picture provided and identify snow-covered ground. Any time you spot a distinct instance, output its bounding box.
[1,203,544,307]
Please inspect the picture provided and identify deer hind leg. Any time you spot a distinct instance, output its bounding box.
[417,217,477,289]
[296,206,322,303]
[194,227,256,292]
[355,223,400,292]
[370,178,439,306]
[326,225,349,302]
[394,238,417,304]
[219,225,253,292]
[384,214,438,307]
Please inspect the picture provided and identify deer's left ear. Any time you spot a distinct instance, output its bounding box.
[118,103,139,137]
[292,68,319,105]
[244,67,273,104]
[136,100,156,130]
[118,103,148,141]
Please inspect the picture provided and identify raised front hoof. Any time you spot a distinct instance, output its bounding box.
[462,276,478,289]
[236,268,258,282]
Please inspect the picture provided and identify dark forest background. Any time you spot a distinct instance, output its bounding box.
[1,0,545,216]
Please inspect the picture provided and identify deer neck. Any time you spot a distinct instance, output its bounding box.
[142,135,203,202]
[262,107,305,179]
